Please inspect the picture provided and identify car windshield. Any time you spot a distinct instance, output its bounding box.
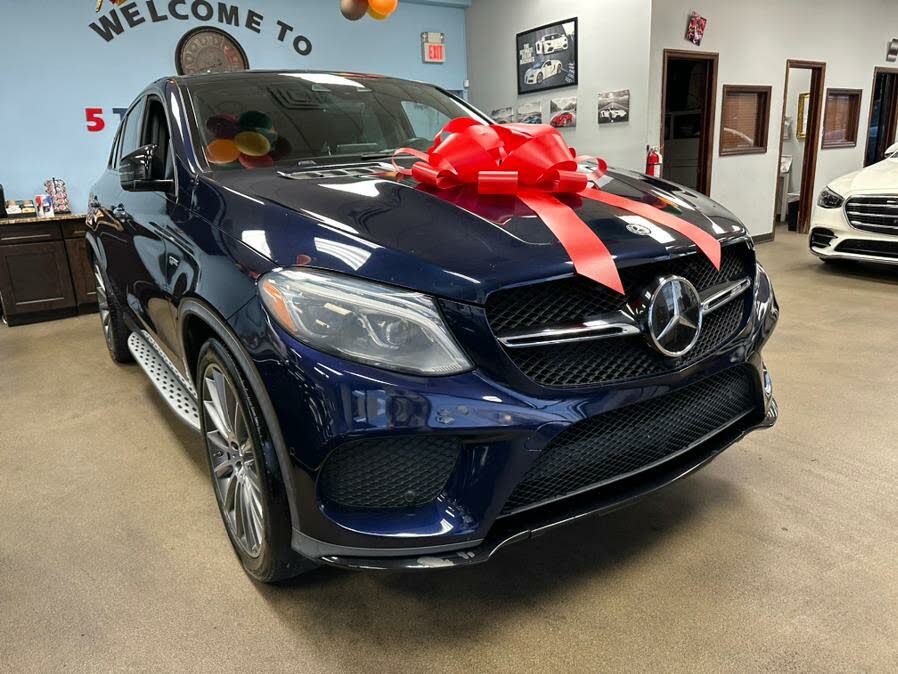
[186,72,485,170]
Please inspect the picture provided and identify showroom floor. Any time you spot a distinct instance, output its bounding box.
[2,231,897,672]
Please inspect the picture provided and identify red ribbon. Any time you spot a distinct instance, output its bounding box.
[393,119,721,294]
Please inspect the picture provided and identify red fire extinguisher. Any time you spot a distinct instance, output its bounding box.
[646,146,663,178]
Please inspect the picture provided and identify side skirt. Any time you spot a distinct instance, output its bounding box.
[127,331,201,432]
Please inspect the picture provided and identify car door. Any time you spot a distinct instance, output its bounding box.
[102,94,180,363]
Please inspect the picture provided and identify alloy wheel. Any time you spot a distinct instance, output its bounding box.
[93,264,112,348]
[202,363,265,558]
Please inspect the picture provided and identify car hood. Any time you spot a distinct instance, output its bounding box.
[197,165,747,304]
[830,157,898,195]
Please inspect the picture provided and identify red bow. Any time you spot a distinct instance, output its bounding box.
[393,119,721,294]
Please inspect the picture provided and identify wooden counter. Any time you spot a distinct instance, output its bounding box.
[0,213,97,326]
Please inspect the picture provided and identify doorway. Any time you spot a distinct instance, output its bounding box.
[774,60,825,236]
[864,67,898,166]
[661,50,718,196]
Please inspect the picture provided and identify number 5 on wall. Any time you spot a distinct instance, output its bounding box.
[85,108,106,133]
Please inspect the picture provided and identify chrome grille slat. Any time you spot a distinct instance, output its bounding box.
[845,196,898,234]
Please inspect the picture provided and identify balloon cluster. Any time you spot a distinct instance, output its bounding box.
[340,0,398,21]
[203,111,292,170]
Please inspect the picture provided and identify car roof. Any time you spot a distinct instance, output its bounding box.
[157,69,433,91]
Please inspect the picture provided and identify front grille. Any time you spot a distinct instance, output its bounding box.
[501,366,758,515]
[319,436,461,509]
[486,243,754,388]
[835,239,898,259]
[845,196,898,234]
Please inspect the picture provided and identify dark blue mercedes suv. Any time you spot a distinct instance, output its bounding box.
[88,71,778,582]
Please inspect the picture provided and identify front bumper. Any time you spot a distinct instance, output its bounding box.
[229,265,779,569]
[809,202,898,265]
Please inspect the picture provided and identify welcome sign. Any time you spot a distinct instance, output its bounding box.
[89,1,314,55]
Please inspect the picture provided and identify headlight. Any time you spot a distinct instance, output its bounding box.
[817,187,844,209]
[259,268,472,376]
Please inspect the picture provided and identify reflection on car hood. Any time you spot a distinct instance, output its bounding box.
[197,166,747,304]
[830,157,898,195]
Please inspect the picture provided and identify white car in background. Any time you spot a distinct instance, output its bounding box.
[536,33,569,55]
[809,143,898,264]
[524,60,563,85]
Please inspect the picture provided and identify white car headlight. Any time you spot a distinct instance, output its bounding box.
[259,268,473,376]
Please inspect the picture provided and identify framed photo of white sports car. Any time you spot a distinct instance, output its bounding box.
[516,18,578,95]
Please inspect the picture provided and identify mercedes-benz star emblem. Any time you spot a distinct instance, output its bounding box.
[645,275,703,357]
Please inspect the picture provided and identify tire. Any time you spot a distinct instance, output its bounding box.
[93,262,133,364]
[537,73,544,84]
[197,337,316,582]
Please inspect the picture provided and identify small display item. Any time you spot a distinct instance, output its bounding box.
[35,195,54,218]
[5,199,37,218]
[44,177,71,213]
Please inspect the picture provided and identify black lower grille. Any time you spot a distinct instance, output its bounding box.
[835,239,898,259]
[501,366,758,515]
[810,228,836,248]
[505,298,746,388]
[319,436,461,509]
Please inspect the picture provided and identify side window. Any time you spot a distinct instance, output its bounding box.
[108,124,123,168]
[400,100,451,140]
[118,99,146,161]
[142,97,174,180]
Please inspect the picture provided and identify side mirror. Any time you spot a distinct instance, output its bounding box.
[885,142,898,158]
[119,144,173,192]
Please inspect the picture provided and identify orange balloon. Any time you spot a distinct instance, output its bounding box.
[367,6,388,20]
[205,139,240,165]
[368,0,397,15]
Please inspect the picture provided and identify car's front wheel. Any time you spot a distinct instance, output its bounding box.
[197,337,316,583]
[537,73,544,84]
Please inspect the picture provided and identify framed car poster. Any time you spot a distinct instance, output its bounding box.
[516,18,578,95]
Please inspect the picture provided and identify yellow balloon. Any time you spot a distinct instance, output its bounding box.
[367,6,388,20]
[234,131,271,157]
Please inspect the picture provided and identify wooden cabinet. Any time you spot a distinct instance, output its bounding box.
[0,214,95,326]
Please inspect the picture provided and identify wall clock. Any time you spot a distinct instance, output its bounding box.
[175,27,249,76]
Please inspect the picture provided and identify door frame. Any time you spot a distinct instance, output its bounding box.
[660,49,719,196]
[864,66,898,166]
[772,59,826,238]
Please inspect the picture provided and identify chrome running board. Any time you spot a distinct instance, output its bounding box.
[127,331,201,432]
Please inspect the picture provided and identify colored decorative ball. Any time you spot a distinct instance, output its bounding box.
[368,0,397,15]
[340,0,368,21]
[367,6,388,20]
[205,139,240,165]
[205,113,238,139]
[255,127,279,145]
[239,153,275,169]
[238,110,273,131]
[234,131,271,157]
[268,137,293,160]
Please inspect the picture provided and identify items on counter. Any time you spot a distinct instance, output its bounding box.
[35,194,54,218]
[44,178,71,214]
[4,199,37,218]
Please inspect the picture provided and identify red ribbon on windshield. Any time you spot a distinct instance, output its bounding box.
[393,118,720,294]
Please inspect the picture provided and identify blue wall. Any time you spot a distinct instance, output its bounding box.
[0,0,467,211]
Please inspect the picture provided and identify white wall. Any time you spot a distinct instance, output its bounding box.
[465,0,652,169]
[650,0,898,236]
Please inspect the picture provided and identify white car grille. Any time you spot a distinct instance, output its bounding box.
[845,196,898,235]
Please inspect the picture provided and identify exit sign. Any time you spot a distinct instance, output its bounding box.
[422,32,446,64]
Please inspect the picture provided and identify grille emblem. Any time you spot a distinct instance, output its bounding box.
[645,275,703,357]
